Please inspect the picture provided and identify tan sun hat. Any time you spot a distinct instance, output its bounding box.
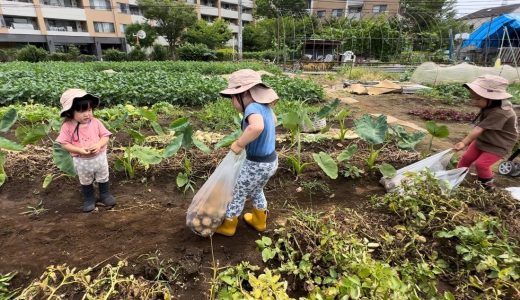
[220,69,279,104]
[464,75,512,100]
[60,88,99,117]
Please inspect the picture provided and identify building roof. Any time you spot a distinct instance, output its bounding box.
[462,14,520,49]
[460,4,520,20]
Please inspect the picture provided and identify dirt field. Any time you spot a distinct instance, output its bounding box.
[1,84,519,298]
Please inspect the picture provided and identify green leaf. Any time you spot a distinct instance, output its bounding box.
[164,134,183,158]
[127,129,145,144]
[316,98,340,119]
[392,125,426,150]
[425,121,449,138]
[132,145,163,167]
[354,114,388,145]
[0,136,24,151]
[312,152,338,179]
[114,158,126,172]
[151,121,165,136]
[169,117,189,132]
[138,108,157,122]
[337,109,350,121]
[443,291,455,300]
[0,173,6,187]
[378,163,396,178]
[337,144,358,162]
[42,174,53,189]
[18,124,46,145]
[0,108,17,132]
[176,172,189,187]
[214,130,240,149]
[193,138,210,154]
[261,248,275,262]
[282,111,300,132]
[52,142,76,176]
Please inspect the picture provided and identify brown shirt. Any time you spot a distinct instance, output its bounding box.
[476,107,519,157]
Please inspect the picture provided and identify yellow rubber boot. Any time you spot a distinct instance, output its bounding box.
[215,217,238,236]
[244,208,268,232]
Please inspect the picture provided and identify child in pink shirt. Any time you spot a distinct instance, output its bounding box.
[56,89,115,212]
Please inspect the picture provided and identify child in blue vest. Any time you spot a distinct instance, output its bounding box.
[215,69,279,236]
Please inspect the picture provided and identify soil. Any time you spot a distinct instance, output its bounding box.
[1,80,519,299]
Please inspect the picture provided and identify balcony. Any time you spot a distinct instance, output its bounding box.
[46,19,88,36]
[41,6,86,20]
[221,8,238,19]
[242,12,252,22]
[0,0,37,17]
[200,5,218,16]
[348,0,364,6]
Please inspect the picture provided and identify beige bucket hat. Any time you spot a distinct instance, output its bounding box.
[60,89,99,117]
[220,69,279,104]
[464,75,512,101]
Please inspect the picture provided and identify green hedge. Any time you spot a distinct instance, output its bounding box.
[0,66,323,107]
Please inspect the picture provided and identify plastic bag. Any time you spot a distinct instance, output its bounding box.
[380,149,468,193]
[505,187,520,201]
[186,151,245,237]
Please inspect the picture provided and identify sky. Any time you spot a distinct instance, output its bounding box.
[455,0,520,17]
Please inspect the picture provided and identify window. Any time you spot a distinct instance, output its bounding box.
[317,10,325,18]
[348,6,362,13]
[117,3,129,13]
[42,0,81,7]
[120,24,127,33]
[372,5,387,13]
[129,4,142,15]
[90,0,111,10]
[332,9,343,17]
[47,19,85,32]
[3,16,38,30]
[94,22,115,33]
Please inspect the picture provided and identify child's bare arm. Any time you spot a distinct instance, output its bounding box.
[231,114,264,154]
[453,126,484,151]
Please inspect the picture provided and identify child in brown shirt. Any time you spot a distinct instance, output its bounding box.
[453,75,519,191]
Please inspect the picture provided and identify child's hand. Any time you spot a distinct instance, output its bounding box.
[453,142,465,151]
[230,141,244,154]
[86,143,102,155]
[78,148,91,156]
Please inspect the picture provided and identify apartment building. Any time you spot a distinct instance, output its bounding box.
[0,0,253,56]
[309,0,400,20]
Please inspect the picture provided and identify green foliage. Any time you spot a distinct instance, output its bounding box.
[418,84,470,105]
[77,54,97,62]
[254,0,307,18]
[312,152,338,179]
[17,45,48,62]
[263,75,324,103]
[150,44,170,61]
[115,145,163,179]
[103,49,127,61]
[177,43,216,61]
[20,200,48,216]
[0,272,17,300]
[128,45,147,61]
[313,144,363,179]
[0,108,17,132]
[507,83,520,105]
[125,22,158,48]
[138,0,197,54]
[194,98,238,131]
[0,49,17,62]
[390,125,426,150]
[48,52,70,62]
[339,67,400,81]
[184,19,233,49]
[425,120,449,154]
[354,114,389,168]
[53,142,76,177]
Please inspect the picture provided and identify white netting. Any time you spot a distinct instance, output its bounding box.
[411,62,520,85]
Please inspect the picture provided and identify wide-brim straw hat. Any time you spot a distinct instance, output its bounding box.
[220,69,279,104]
[464,74,512,100]
[60,89,99,117]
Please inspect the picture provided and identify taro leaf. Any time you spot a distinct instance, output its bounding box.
[16,124,46,145]
[42,174,53,189]
[169,117,189,132]
[215,130,240,149]
[337,144,358,162]
[52,142,76,176]
[0,108,17,132]
[132,145,163,168]
[176,172,188,187]
[337,109,351,121]
[182,124,194,148]
[151,121,165,136]
[0,152,6,186]
[193,138,210,154]
[138,108,157,122]
[316,98,340,119]
[312,152,338,179]
[47,118,62,133]
[354,114,388,145]
[378,163,397,178]
[114,158,126,172]
[0,172,5,187]
[127,129,145,144]
[426,121,449,138]
[164,134,183,158]
[105,112,128,132]
[392,125,425,150]
[282,111,300,132]
[0,136,24,151]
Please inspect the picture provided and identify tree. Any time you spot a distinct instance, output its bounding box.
[138,0,197,56]
[400,0,457,31]
[125,23,158,48]
[183,19,233,49]
[254,0,307,18]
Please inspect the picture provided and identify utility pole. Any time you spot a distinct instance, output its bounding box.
[238,0,243,61]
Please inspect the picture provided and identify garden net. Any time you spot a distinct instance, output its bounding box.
[411,62,520,85]
[186,151,245,237]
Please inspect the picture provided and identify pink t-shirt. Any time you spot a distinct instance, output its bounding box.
[56,118,112,157]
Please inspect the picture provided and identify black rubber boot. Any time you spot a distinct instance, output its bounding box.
[81,184,96,212]
[478,177,495,192]
[99,181,116,208]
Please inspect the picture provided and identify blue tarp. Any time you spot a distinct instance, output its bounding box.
[463,14,520,49]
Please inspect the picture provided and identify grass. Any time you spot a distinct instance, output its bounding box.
[507,83,520,105]
[337,66,400,81]
[192,98,239,132]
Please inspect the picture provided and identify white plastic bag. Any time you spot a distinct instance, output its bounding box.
[505,187,520,201]
[380,149,468,193]
[186,151,245,237]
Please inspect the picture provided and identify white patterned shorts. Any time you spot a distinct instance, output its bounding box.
[73,151,110,185]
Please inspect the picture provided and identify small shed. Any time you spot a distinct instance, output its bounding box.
[302,39,342,61]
